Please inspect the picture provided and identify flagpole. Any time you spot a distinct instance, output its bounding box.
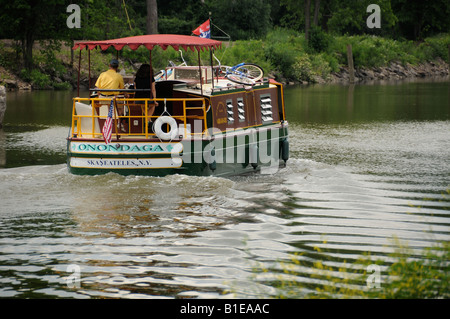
[208,16,231,61]
[210,21,231,41]
[209,12,212,38]
[209,11,215,89]
[208,12,230,41]
[113,97,119,138]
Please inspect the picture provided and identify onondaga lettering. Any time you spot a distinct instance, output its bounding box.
[76,143,168,153]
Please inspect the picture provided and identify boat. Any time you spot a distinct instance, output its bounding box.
[67,34,289,176]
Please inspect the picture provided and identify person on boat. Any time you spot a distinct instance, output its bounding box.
[95,59,126,131]
[95,59,125,95]
[134,63,158,130]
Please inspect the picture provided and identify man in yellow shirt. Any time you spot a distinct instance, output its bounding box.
[95,59,124,95]
[95,59,126,131]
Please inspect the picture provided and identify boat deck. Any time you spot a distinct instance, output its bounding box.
[70,75,277,142]
[172,78,271,97]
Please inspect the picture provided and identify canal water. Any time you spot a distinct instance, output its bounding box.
[0,78,449,298]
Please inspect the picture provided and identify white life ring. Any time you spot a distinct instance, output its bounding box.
[154,116,178,140]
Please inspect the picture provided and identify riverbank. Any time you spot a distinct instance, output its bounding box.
[2,56,447,90]
[0,85,5,128]
[220,30,450,85]
[327,58,449,84]
[0,31,449,90]
[273,58,450,85]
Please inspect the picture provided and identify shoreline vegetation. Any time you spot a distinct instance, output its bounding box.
[0,30,449,91]
[248,238,450,299]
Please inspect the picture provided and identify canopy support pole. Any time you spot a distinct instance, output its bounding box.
[88,50,91,90]
[198,50,203,96]
[210,49,214,90]
[149,50,153,98]
[77,49,81,96]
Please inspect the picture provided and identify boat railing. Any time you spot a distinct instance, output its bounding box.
[70,96,209,140]
[158,65,213,84]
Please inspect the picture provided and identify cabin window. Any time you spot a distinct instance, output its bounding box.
[260,94,273,122]
[237,98,245,122]
[226,100,234,123]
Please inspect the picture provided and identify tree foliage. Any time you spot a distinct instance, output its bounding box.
[207,0,272,40]
[0,0,448,71]
[0,0,71,69]
[392,0,450,40]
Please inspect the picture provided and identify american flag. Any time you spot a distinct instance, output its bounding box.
[102,99,114,144]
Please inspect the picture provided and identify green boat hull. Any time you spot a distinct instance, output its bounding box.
[67,125,289,177]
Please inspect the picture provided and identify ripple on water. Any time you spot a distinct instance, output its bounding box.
[0,121,449,298]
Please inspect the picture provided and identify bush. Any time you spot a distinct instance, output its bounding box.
[308,25,331,53]
[53,81,72,90]
[20,69,51,89]
[310,54,333,80]
[291,55,315,82]
[0,43,17,70]
[422,34,450,60]
[254,239,450,299]
[328,33,450,69]
[215,40,273,77]
[263,29,304,80]
[10,29,448,89]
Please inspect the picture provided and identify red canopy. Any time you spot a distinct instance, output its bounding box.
[73,34,222,52]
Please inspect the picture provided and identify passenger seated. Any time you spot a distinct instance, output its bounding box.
[134,64,158,129]
[95,59,125,96]
[95,59,126,131]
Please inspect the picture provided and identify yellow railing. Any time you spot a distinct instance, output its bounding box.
[70,97,209,139]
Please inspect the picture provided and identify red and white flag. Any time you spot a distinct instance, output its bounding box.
[102,99,114,144]
[192,19,211,38]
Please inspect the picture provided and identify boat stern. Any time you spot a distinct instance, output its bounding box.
[67,139,184,176]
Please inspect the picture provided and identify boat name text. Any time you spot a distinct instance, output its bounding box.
[71,142,181,154]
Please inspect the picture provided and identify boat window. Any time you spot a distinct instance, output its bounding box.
[237,98,245,122]
[173,67,213,83]
[260,95,273,122]
[226,100,234,123]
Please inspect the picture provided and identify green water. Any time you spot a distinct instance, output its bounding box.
[285,78,449,124]
[0,77,448,299]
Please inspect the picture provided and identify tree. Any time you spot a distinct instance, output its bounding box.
[305,0,311,42]
[313,0,320,26]
[0,0,71,70]
[147,0,158,34]
[324,0,396,35]
[208,0,271,40]
[157,0,209,35]
[78,0,144,40]
[392,0,450,40]
[305,0,321,42]
[282,0,321,42]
